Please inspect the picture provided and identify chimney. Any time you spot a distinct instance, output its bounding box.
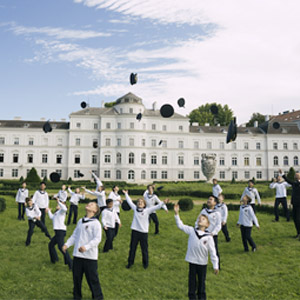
[254,121,258,127]
[152,102,157,111]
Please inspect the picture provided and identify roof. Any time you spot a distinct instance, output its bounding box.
[0,120,69,130]
[270,109,300,122]
[189,125,264,135]
[115,92,143,105]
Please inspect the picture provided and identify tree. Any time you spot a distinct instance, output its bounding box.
[104,101,117,108]
[19,176,24,183]
[188,103,234,126]
[67,177,73,185]
[43,176,48,184]
[246,113,266,127]
[287,167,296,182]
[25,168,41,183]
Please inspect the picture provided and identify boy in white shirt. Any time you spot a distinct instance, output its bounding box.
[67,186,85,225]
[101,199,121,252]
[63,202,103,300]
[108,186,122,237]
[83,182,106,216]
[32,181,49,224]
[212,179,222,199]
[53,184,68,203]
[175,204,218,300]
[216,194,231,242]
[240,180,261,213]
[16,181,28,220]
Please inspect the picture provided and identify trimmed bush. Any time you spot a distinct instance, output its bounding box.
[287,167,296,182]
[0,197,6,212]
[25,168,41,183]
[166,202,174,210]
[178,198,194,211]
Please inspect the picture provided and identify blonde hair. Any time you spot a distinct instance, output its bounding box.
[199,214,210,227]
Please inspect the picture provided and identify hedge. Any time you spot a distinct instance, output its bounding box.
[0,197,6,212]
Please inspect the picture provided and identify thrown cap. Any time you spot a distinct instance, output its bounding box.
[43,121,52,133]
[160,104,174,118]
[210,104,218,115]
[136,113,142,121]
[177,98,185,108]
[273,122,280,129]
[130,73,138,85]
[81,101,87,109]
[226,117,237,143]
[50,172,60,183]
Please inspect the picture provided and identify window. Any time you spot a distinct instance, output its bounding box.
[220,142,225,149]
[117,122,121,129]
[161,171,168,179]
[117,138,121,146]
[178,171,184,179]
[151,171,157,179]
[13,154,19,163]
[27,154,33,163]
[92,155,97,164]
[74,170,80,178]
[256,157,262,166]
[94,123,98,129]
[104,154,111,163]
[116,153,122,164]
[273,142,278,150]
[293,143,298,150]
[106,122,111,129]
[244,157,250,166]
[142,139,146,147]
[128,170,135,180]
[56,169,62,177]
[0,137,5,145]
[129,108,133,114]
[76,122,81,128]
[116,170,121,180]
[219,157,225,166]
[28,138,34,146]
[56,154,62,164]
[104,170,111,179]
[119,108,123,114]
[162,125,167,131]
[178,156,184,165]
[283,156,289,166]
[41,169,47,178]
[232,142,237,150]
[151,155,157,165]
[244,142,249,150]
[151,140,156,147]
[129,138,134,146]
[273,156,279,166]
[14,138,19,145]
[0,153,4,163]
[194,171,200,179]
[256,142,261,150]
[57,138,63,146]
[75,138,80,146]
[105,138,111,146]
[219,171,225,179]
[194,141,199,149]
[141,153,146,164]
[162,156,168,165]
[294,156,299,166]
[256,171,262,179]
[74,154,80,164]
[232,171,238,179]
[12,169,18,177]
[178,141,184,149]
[245,171,250,179]
[179,125,183,131]
[0,169,3,177]
[162,140,167,148]
[129,152,134,164]
[152,124,156,130]
[232,157,237,166]
[194,156,199,165]
[130,122,134,129]
[207,141,212,149]
[141,170,146,180]
[283,142,288,150]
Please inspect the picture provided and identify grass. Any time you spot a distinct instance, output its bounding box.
[1,196,300,300]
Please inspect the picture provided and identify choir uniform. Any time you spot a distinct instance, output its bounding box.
[108,191,121,236]
[67,188,85,225]
[215,203,231,242]
[32,190,49,224]
[237,204,259,252]
[196,208,221,269]
[212,184,222,199]
[175,214,218,300]
[143,190,168,234]
[15,187,28,220]
[125,193,164,268]
[101,207,120,252]
[84,188,106,214]
[65,216,103,300]
[240,187,261,213]
[25,204,51,246]
[48,202,72,269]
[269,181,291,221]
[53,189,68,203]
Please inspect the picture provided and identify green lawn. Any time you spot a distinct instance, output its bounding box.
[0,196,300,300]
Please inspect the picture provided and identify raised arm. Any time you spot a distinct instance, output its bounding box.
[123,191,136,210]
[84,188,97,196]
[174,204,193,235]
[91,171,103,188]
[47,209,54,220]
[58,201,67,213]
[269,182,277,189]
[68,187,75,195]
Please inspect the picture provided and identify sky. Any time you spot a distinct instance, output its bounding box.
[1,0,300,124]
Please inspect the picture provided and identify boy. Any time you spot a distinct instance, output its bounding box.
[101,199,121,252]
[63,202,103,300]
[46,199,72,270]
[269,175,291,222]
[240,180,261,213]
[67,186,85,225]
[25,197,51,246]
[32,181,49,224]
[216,194,231,242]
[174,204,218,300]
[237,195,260,252]
[212,179,222,199]
[123,190,168,269]
[143,184,168,234]
[16,181,28,220]
[83,183,106,215]
[53,184,68,203]
[108,186,122,237]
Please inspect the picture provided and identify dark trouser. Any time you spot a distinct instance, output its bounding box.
[40,208,46,224]
[251,204,256,214]
[72,257,103,300]
[292,206,300,235]
[48,230,72,269]
[213,235,220,270]
[188,263,207,300]
[149,213,159,234]
[221,224,230,241]
[103,228,115,252]
[114,212,120,237]
[18,203,25,220]
[274,197,290,221]
[240,225,256,251]
[26,220,51,246]
[128,230,148,267]
[68,204,78,225]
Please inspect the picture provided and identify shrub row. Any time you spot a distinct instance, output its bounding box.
[0,197,6,212]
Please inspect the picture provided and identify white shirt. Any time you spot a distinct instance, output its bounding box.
[91,172,103,190]
[143,190,168,212]
[241,187,261,205]
[269,181,291,198]
[32,190,49,209]
[26,204,41,221]
[85,188,106,207]
[175,215,219,269]
[69,188,85,206]
[212,184,222,198]
[48,202,67,231]
[101,208,120,228]
[215,203,228,223]
[237,205,259,227]
[65,217,102,260]
[108,191,121,213]
[196,208,222,236]
[15,188,29,203]
[53,190,68,203]
[125,193,164,233]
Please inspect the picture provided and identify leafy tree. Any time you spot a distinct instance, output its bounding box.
[246,113,266,127]
[188,103,233,126]
[104,101,117,108]
[25,168,41,183]
[19,176,24,183]
[287,167,296,182]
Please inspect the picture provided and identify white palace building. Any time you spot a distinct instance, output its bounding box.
[0,93,299,183]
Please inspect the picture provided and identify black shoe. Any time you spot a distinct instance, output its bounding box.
[126,264,132,269]
[252,248,257,252]
[272,219,279,222]
[244,249,249,252]
[154,231,159,235]
[143,265,148,269]
[294,234,300,239]
[226,237,231,242]
[287,219,290,222]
